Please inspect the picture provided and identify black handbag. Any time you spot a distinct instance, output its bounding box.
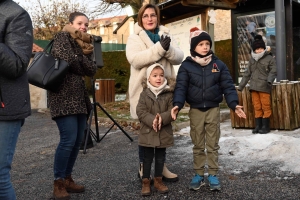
[27,40,69,92]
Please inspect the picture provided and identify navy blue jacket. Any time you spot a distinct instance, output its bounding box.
[173,55,238,111]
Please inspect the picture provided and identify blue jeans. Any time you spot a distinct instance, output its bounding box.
[0,119,24,200]
[54,114,86,179]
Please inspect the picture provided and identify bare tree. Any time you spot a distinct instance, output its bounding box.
[20,0,89,40]
[89,0,144,18]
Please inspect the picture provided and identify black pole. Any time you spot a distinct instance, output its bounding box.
[275,0,286,81]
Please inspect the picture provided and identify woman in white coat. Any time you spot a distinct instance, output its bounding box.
[126,3,184,182]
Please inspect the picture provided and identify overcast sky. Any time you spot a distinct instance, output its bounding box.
[17,0,126,19]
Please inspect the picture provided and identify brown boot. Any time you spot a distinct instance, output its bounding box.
[53,179,70,200]
[154,177,169,194]
[141,178,151,196]
[64,175,85,193]
[162,164,178,182]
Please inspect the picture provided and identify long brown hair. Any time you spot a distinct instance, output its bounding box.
[137,4,160,29]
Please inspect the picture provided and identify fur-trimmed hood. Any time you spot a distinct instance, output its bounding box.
[141,77,176,92]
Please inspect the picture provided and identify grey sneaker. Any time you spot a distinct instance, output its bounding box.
[189,174,205,190]
[207,174,221,191]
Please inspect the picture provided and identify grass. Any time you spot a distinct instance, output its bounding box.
[97,99,229,122]
[97,100,190,122]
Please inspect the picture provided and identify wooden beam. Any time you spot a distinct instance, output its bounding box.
[181,0,237,9]
[161,8,206,24]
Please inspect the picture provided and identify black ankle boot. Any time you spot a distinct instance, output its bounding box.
[252,117,262,134]
[258,118,270,134]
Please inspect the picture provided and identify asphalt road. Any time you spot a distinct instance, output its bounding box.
[12,110,300,200]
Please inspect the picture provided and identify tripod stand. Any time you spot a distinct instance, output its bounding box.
[82,76,133,154]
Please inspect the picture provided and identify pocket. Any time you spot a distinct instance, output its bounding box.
[139,123,151,134]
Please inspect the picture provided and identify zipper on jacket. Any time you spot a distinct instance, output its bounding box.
[202,67,206,108]
[0,86,4,108]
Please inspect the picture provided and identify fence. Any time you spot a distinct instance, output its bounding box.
[94,79,115,104]
[230,80,300,130]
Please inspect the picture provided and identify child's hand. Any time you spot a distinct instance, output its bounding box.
[235,105,246,119]
[157,113,162,131]
[152,113,162,132]
[153,114,159,132]
[171,106,179,120]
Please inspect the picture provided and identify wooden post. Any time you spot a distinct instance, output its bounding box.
[295,81,300,127]
[271,83,279,129]
[287,82,295,130]
[276,83,284,129]
[241,87,249,127]
[246,86,254,128]
[237,88,245,127]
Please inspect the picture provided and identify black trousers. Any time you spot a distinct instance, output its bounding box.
[142,147,166,179]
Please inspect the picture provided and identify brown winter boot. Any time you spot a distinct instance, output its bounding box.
[64,175,85,193]
[162,164,178,182]
[53,179,70,200]
[154,177,169,194]
[141,178,151,196]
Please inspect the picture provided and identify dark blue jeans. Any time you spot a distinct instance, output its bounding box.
[53,114,86,179]
[0,119,24,200]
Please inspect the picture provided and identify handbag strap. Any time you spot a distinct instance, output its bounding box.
[44,39,54,53]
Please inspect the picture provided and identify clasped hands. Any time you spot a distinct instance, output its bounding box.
[153,113,162,132]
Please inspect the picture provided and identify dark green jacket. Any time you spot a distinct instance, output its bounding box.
[238,51,277,93]
[136,78,175,148]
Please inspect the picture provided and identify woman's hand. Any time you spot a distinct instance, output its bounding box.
[160,35,171,51]
[171,106,179,120]
[235,105,246,119]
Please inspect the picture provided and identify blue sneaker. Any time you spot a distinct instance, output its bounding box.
[189,174,205,190]
[208,175,221,191]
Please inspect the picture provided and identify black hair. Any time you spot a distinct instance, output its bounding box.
[69,12,88,23]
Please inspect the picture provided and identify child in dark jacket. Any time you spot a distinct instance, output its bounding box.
[171,27,246,191]
[238,35,277,134]
[136,63,175,196]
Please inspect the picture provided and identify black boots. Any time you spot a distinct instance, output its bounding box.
[258,118,270,134]
[252,117,262,134]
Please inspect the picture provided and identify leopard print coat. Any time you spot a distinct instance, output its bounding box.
[48,32,97,119]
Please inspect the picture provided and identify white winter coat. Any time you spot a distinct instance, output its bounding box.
[126,23,184,119]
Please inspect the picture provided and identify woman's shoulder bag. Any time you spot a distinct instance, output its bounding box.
[27,39,69,92]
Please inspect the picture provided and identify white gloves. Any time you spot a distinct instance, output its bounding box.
[192,54,212,66]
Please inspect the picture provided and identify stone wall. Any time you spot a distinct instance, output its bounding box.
[215,9,231,41]
[29,84,47,109]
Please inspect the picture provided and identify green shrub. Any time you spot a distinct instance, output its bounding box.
[215,39,234,77]
[85,51,130,94]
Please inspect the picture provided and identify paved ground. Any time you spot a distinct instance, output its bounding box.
[12,110,300,200]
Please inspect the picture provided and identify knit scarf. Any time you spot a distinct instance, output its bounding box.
[251,49,265,61]
[147,79,169,98]
[62,24,94,55]
[145,28,160,43]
